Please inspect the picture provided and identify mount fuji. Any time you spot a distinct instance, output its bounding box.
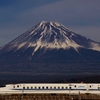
[0,21,100,83]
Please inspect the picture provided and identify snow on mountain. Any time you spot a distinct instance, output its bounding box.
[0,21,100,56]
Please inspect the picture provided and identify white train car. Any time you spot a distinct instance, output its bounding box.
[0,83,100,94]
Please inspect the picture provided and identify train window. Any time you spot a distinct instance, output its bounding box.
[46,86,48,89]
[38,87,41,89]
[62,87,64,89]
[27,87,29,89]
[23,87,25,89]
[13,86,15,88]
[31,87,33,89]
[98,87,100,89]
[42,86,44,89]
[90,85,91,88]
[58,87,60,89]
[50,87,52,89]
[74,85,76,88]
[66,87,68,89]
[54,87,56,89]
[35,87,37,89]
[17,85,19,88]
[69,87,71,89]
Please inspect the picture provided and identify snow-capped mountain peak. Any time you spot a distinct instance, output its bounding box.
[0,21,100,56]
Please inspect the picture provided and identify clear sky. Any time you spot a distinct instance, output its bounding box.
[0,0,100,46]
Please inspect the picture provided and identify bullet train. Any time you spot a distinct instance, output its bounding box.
[0,83,100,94]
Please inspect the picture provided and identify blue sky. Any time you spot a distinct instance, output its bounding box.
[0,0,100,46]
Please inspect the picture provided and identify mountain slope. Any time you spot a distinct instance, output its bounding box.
[0,21,100,62]
[0,21,100,57]
[0,21,100,83]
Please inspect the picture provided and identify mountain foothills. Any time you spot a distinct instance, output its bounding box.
[0,21,100,83]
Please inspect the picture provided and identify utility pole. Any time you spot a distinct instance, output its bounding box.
[69,84,71,100]
[22,84,24,100]
[78,91,81,100]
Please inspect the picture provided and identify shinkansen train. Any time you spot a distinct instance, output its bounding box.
[0,83,100,94]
